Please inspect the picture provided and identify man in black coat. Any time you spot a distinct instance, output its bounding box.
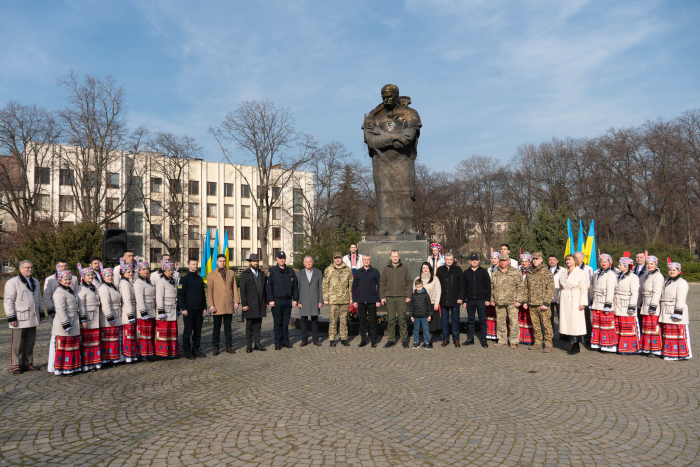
[436,252,465,347]
[240,253,268,353]
[462,253,491,348]
[352,255,382,347]
[266,251,299,350]
[177,258,207,359]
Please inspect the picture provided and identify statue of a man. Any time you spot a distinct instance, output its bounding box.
[362,84,421,236]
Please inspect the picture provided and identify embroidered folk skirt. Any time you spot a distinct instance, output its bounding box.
[661,323,692,361]
[518,306,534,345]
[486,305,497,340]
[100,326,122,363]
[591,309,618,351]
[122,322,138,362]
[155,320,179,358]
[80,328,102,370]
[615,315,640,355]
[49,335,81,376]
[640,314,663,355]
[137,319,155,358]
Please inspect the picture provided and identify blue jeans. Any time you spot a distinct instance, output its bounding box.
[413,317,431,344]
[441,306,460,342]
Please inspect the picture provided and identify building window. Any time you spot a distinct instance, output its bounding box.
[188,225,200,237]
[206,203,217,218]
[150,200,162,216]
[151,224,162,238]
[273,248,281,259]
[224,204,234,218]
[106,197,119,214]
[35,167,50,185]
[151,177,162,193]
[188,180,199,195]
[272,186,281,201]
[258,248,262,258]
[188,248,199,263]
[293,214,303,233]
[150,248,162,263]
[241,184,250,198]
[126,176,143,210]
[59,168,73,186]
[294,234,304,251]
[188,202,199,217]
[170,179,182,194]
[241,205,251,219]
[272,207,281,220]
[273,227,281,240]
[241,248,251,262]
[208,226,217,238]
[224,183,233,197]
[224,225,234,240]
[126,211,143,233]
[107,172,119,189]
[127,234,143,257]
[59,195,73,212]
[241,226,251,240]
[169,224,180,240]
[36,194,50,211]
[207,182,217,196]
[293,188,303,214]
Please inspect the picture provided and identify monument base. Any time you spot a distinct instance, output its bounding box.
[358,237,429,278]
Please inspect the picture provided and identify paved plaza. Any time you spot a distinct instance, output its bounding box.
[1,287,699,466]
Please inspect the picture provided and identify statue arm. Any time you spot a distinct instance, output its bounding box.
[364,127,395,150]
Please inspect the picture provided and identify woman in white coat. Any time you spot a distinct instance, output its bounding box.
[613,257,640,355]
[133,259,157,361]
[48,270,85,375]
[638,256,665,356]
[659,260,692,361]
[558,254,589,355]
[590,254,618,352]
[76,264,102,371]
[155,261,180,359]
[98,267,122,364]
[118,262,139,363]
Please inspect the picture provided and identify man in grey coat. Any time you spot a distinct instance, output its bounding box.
[296,255,324,346]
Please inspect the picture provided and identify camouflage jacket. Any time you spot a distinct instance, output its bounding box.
[322,263,353,304]
[491,266,525,305]
[524,265,555,307]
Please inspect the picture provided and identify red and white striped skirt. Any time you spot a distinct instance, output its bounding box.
[486,305,497,340]
[122,322,138,362]
[640,314,663,355]
[615,315,639,355]
[155,320,179,358]
[80,328,102,370]
[591,309,618,351]
[50,335,82,375]
[518,306,534,345]
[137,319,155,358]
[100,326,122,363]
[661,323,692,361]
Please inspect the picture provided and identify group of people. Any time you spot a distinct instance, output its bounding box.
[4,242,692,375]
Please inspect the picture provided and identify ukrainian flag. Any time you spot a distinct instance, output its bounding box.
[577,220,585,253]
[223,229,230,267]
[584,220,597,270]
[213,229,220,263]
[565,219,575,255]
[201,229,210,283]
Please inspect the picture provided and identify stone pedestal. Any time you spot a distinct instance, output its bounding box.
[359,236,429,279]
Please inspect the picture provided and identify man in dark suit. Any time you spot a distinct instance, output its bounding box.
[177,258,207,360]
[239,254,268,353]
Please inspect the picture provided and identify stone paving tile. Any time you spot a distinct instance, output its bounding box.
[1,287,700,465]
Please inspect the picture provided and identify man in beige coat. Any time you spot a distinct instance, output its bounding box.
[4,260,45,374]
[207,254,240,355]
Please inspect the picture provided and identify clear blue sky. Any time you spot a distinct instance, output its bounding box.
[1,1,698,168]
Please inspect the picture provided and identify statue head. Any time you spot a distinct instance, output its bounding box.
[381,84,400,110]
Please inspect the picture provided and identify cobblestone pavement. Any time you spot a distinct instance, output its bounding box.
[1,287,699,466]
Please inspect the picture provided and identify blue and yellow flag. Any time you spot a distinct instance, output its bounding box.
[565,219,575,256]
[584,220,597,271]
[213,229,220,264]
[223,229,229,267]
[201,229,210,283]
[577,220,585,253]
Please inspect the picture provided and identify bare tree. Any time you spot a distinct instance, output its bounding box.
[0,101,61,226]
[210,100,314,267]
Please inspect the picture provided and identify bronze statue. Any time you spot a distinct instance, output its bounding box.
[363,84,421,236]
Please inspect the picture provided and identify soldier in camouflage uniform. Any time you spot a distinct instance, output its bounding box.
[490,254,524,348]
[322,252,354,347]
[524,252,556,352]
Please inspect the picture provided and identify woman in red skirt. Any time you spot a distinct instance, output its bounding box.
[47,270,84,375]
[485,252,500,341]
[659,260,692,361]
[76,264,102,371]
[119,261,139,363]
[613,257,640,355]
[590,254,618,352]
[517,253,534,345]
[133,260,157,361]
[98,267,122,364]
[638,256,665,357]
[155,261,180,359]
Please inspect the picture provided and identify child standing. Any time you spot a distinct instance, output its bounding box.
[410,279,433,350]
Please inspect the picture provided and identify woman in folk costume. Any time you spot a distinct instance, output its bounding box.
[638,256,665,356]
[118,261,139,362]
[558,254,588,355]
[590,254,618,352]
[416,262,442,338]
[613,257,640,355]
[155,260,180,359]
[98,266,122,364]
[517,253,534,345]
[659,259,692,361]
[133,259,157,361]
[76,264,101,371]
[485,251,500,340]
[428,243,445,276]
[47,270,85,375]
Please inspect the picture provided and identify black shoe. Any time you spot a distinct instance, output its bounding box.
[246,345,253,353]
[464,338,475,346]
[330,340,337,347]
[567,343,581,355]
[194,350,207,358]
[371,341,377,348]
[358,340,368,348]
[283,343,293,349]
[480,339,488,348]
[254,344,266,351]
[184,352,196,360]
[402,341,409,349]
[146,356,156,362]
[341,340,349,347]
[275,344,282,350]
[384,341,395,348]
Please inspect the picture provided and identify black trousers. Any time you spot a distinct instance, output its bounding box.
[182,309,204,353]
[212,314,233,350]
[550,302,559,335]
[272,299,292,345]
[466,299,487,340]
[358,303,377,342]
[245,318,262,346]
[300,316,319,342]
